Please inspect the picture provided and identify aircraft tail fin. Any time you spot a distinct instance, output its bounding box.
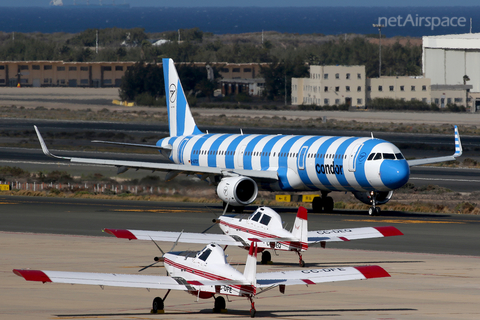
[291,206,308,249]
[243,241,258,287]
[162,58,202,137]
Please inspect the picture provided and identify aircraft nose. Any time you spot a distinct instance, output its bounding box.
[380,160,410,189]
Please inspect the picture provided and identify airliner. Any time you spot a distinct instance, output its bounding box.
[34,58,463,216]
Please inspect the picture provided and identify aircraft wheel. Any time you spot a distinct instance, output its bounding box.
[312,197,324,213]
[152,297,164,313]
[300,259,306,267]
[323,196,334,213]
[368,207,375,216]
[250,308,256,318]
[214,296,226,313]
[261,251,271,264]
[375,207,382,216]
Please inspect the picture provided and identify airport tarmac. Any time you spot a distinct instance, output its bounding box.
[3,231,479,320]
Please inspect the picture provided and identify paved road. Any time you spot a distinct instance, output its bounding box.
[2,195,479,257]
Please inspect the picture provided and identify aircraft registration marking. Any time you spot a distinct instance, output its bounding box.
[343,219,465,224]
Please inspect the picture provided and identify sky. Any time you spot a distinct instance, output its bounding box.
[3,0,480,7]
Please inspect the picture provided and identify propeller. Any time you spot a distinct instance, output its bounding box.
[138,231,184,272]
[200,202,230,234]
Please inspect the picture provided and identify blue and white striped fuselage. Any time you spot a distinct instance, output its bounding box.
[158,133,410,193]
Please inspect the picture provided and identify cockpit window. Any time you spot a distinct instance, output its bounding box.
[367,153,375,161]
[260,214,271,226]
[383,153,395,160]
[373,153,383,160]
[198,249,212,261]
[395,153,405,160]
[251,212,262,222]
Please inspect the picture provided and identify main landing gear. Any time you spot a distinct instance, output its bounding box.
[368,191,382,216]
[213,296,227,313]
[312,191,334,213]
[248,296,256,318]
[296,251,306,267]
[151,292,167,313]
[261,251,272,265]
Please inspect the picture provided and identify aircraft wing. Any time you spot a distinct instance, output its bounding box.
[13,269,188,290]
[307,226,403,244]
[34,126,278,181]
[407,125,462,167]
[256,265,389,288]
[104,228,242,246]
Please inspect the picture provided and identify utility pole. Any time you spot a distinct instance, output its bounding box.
[373,24,385,77]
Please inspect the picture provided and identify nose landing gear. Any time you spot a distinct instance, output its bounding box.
[368,191,382,216]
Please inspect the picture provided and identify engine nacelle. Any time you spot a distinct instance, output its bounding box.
[216,176,258,207]
[352,190,394,205]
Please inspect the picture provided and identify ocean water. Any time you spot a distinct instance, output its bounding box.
[0,6,479,37]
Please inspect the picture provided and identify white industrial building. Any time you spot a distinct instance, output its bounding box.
[423,33,480,111]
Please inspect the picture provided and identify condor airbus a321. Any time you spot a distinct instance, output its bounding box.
[34,58,463,215]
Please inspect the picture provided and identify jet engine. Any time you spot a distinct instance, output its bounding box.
[216,176,258,207]
[352,190,394,205]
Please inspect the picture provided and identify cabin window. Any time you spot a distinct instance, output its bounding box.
[367,153,375,161]
[251,212,262,222]
[260,214,271,226]
[395,153,405,160]
[373,153,383,160]
[198,249,212,261]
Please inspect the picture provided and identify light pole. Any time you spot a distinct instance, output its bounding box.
[373,24,385,77]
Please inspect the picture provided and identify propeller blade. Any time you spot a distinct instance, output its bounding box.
[169,229,183,252]
[139,261,159,272]
[149,236,165,256]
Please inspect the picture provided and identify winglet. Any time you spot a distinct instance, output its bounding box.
[34,125,70,160]
[13,269,52,283]
[454,125,462,158]
[103,228,137,240]
[354,265,390,279]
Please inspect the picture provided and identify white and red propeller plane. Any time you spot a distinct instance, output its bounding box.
[14,240,390,317]
[104,206,403,267]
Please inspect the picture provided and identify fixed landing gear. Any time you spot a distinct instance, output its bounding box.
[296,251,306,267]
[261,251,272,265]
[151,296,164,314]
[248,296,256,318]
[213,296,226,313]
[312,192,334,213]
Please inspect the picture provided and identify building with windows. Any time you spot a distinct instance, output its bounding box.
[366,76,431,103]
[291,65,366,107]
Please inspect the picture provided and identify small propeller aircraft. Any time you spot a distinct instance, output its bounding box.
[14,240,390,317]
[104,206,403,267]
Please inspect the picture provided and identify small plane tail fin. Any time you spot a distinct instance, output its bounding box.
[162,58,202,137]
[243,240,258,287]
[291,206,308,249]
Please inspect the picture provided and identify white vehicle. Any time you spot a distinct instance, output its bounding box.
[33,58,462,215]
[105,206,403,267]
[14,240,390,317]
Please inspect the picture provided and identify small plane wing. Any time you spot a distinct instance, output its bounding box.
[407,125,462,167]
[13,269,187,290]
[34,126,278,181]
[104,228,242,246]
[307,226,403,244]
[256,265,389,288]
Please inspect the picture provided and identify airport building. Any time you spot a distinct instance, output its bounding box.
[423,33,480,111]
[0,61,266,96]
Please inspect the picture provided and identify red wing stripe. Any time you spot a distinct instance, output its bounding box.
[301,279,315,285]
[373,226,404,237]
[13,269,52,283]
[103,228,137,240]
[187,280,204,285]
[354,265,391,279]
[338,237,350,241]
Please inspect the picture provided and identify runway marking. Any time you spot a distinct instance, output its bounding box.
[343,219,465,224]
[0,201,18,204]
[113,208,209,213]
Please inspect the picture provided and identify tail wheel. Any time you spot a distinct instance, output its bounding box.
[152,297,164,313]
[261,251,271,264]
[250,308,256,318]
[213,296,226,313]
